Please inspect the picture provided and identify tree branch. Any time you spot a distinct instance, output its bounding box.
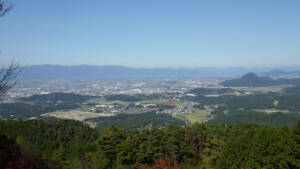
[0,61,21,97]
[0,0,13,17]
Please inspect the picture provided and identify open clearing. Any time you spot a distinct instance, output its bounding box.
[255,109,290,114]
[140,99,184,106]
[86,100,126,105]
[42,110,114,121]
[185,109,211,124]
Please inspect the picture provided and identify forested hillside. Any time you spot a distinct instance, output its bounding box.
[185,88,300,127]
[87,112,185,131]
[0,119,299,169]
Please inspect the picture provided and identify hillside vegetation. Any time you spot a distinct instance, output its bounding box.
[185,87,300,126]
[0,120,299,169]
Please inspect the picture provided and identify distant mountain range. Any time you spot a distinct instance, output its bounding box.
[16,65,300,81]
[258,69,300,78]
[15,65,266,81]
[18,65,203,81]
[220,73,300,87]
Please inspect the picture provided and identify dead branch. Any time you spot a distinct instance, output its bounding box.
[0,61,20,97]
[0,0,13,17]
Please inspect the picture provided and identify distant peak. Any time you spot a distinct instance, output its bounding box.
[242,73,258,79]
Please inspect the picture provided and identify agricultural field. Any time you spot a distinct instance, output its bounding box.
[184,109,211,124]
[139,99,184,106]
[42,110,114,121]
[85,99,126,105]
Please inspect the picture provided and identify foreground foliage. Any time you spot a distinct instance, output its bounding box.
[0,120,299,169]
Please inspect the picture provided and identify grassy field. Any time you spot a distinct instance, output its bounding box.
[42,110,114,121]
[86,100,126,105]
[140,99,184,106]
[255,109,290,114]
[185,109,211,124]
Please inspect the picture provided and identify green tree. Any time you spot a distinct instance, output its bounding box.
[97,125,126,167]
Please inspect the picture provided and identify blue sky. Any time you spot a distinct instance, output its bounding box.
[0,0,300,68]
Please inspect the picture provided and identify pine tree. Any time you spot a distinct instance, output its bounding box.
[97,125,126,167]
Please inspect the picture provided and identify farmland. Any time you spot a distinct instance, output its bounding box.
[184,109,211,124]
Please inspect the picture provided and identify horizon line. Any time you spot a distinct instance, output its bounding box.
[20,64,300,70]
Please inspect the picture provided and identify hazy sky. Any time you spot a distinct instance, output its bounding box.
[1,0,300,68]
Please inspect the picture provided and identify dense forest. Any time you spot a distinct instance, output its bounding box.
[87,112,185,131]
[208,110,300,126]
[0,119,299,169]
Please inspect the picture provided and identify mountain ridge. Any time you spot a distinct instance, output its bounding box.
[220,73,300,87]
[17,65,300,81]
